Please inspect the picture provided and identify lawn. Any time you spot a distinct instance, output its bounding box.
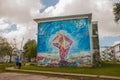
[21,62,120,77]
[0,64,5,72]
[0,63,15,72]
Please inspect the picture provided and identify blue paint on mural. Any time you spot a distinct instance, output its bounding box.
[37,18,91,67]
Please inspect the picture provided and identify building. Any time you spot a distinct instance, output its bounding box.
[101,47,114,61]
[34,13,100,67]
[114,43,120,61]
[101,43,120,62]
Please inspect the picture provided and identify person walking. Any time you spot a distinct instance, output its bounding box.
[18,59,22,69]
[15,56,19,69]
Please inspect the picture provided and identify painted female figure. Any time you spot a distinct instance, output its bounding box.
[52,32,72,61]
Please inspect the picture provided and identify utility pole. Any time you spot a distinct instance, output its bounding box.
[20,37,24,61]
[20,37,24,50]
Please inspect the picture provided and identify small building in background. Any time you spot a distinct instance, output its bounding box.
[114,43,120,61]
[101,46,114,61]
[101,43,120,62]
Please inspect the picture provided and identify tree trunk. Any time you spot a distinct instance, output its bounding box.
[28,57,31,62]
[9,55,12,63]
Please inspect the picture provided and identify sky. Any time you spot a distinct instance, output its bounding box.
[0,0,120,50]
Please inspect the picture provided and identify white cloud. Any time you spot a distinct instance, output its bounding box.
[38,0,120,37]
[2,24,26,48]
[0,18,10,30]
[0,18,17,33]
[44,6,55,13]
[113,41,120,46]
[34,0,74,18]
[50,0,74,16]
[0,0,120,49]
[0,24,9,30]
[0,0,43,23]
[0,0,42,49]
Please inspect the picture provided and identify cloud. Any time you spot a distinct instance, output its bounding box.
[0,18,11,30]
[0,18,17,33]
[1,20,37,49]
[38,0,120,37]
[0,0,42,49]
[0,0,120,49]
[0,0,43,23]
[1,24,26,48]
[33,0,74,18]
[40,0,59,13]
[113,41,120,46]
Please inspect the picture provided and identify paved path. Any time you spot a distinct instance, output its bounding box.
[0,72,70,80]
[5,67,120,80]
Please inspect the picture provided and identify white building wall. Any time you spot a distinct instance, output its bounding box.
[115,52,120,61]
[114,45,120,52]
[113,44,120,61]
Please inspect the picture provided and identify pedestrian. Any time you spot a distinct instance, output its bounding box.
[15,56,19,69]
[18,60,22,69]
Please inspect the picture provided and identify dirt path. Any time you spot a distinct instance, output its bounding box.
[0,72,70,80]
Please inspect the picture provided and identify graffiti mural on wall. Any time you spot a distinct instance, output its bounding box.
[37,18,92,67]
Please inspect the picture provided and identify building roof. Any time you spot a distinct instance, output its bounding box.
[34,13,92,23]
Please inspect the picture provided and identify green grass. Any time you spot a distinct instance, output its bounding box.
[0,63,15,72]
[0,64,5,72]
[21,62,120,77]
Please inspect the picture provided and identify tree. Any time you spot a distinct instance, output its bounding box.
[113,3,120,23]
[23,39,37,62]
[0,36,12,62]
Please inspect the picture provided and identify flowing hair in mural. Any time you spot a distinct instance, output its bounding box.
[52,32,73,61]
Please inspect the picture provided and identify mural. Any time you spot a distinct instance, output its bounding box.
[37,18,92,67]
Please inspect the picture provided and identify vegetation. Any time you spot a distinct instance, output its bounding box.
[0,63,15,72]
[23,39,37,62]
[0,36,13,62]
[113,3,120,23]
[22,62,120,77]
[0,64,5,72]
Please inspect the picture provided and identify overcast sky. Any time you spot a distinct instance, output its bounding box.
[0,0,120,49]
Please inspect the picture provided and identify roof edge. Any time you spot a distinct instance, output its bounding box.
[34,13,92,23]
